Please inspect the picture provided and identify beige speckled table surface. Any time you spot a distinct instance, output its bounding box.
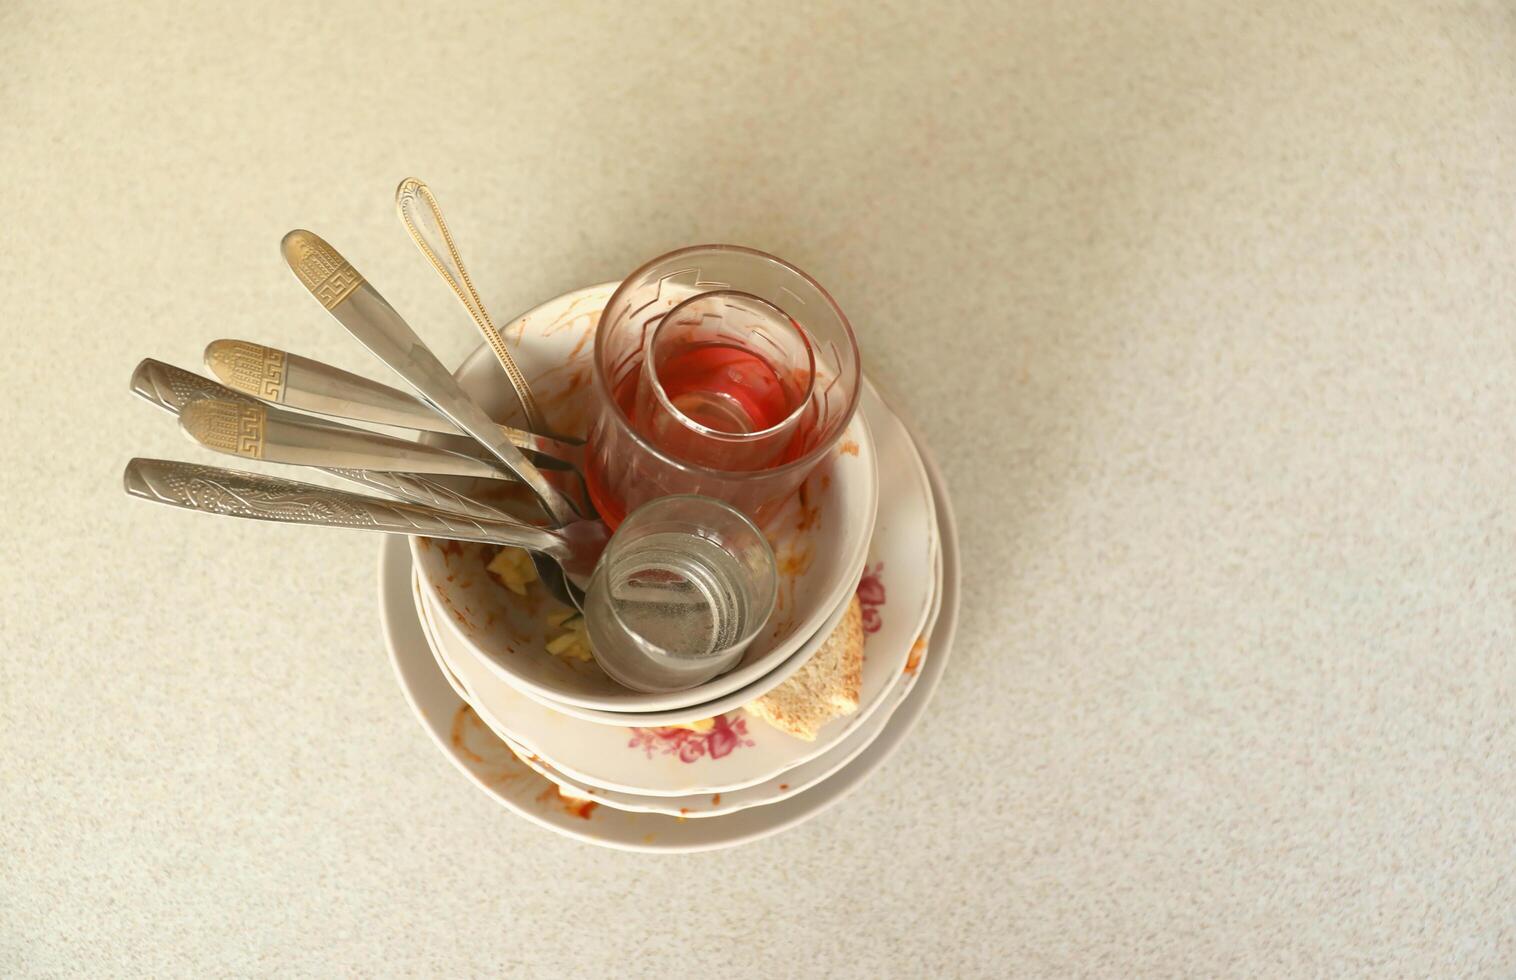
[5,1,1515,975]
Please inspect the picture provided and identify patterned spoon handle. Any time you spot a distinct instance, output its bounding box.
[395,176,551,436]
[123,457,568,556]
[131,359,518,522]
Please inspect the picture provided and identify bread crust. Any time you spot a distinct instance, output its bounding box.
[743,596,864,740]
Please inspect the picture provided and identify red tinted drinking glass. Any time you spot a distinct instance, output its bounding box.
[633,290,817,472]
[587,245,861,529]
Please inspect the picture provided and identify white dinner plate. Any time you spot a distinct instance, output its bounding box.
[487,542,945,819]
[379,390,959,851]
[424,382,938,796]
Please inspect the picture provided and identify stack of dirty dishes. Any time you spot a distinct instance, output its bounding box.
[122,198,957,849]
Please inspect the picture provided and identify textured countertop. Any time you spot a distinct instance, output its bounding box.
[5,1,1515,975]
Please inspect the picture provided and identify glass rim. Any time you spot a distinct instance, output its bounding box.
[600,493,778,659]
[644,288,819,445]
[593,243,862,483]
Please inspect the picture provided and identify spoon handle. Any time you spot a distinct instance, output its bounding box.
[279,229,583,527]
[321,468,520,523]
[178,398,506,481]
[202,339,585,464]
[395,177,550,435]
[123,457,568,556]
[131,359,522,523]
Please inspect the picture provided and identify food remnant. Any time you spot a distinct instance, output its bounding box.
[536,784,598,820]
[486,547,538,595]
[904,637,925,674]
[545,606,593,662]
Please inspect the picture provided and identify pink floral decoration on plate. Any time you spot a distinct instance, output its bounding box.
[627,715,755,763]
[857,561,886,634]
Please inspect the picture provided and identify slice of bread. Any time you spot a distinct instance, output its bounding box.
[744,596,864,741]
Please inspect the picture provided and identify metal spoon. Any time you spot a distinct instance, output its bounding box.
[198,341,592,516]
[202,339,586,470]
[123,458,609,578]
[130,358,517,515]
[395,176,556,437]
[179,397,511,482]
[129,359,588,607]
[179,398,606,544]
[279,229,589,527]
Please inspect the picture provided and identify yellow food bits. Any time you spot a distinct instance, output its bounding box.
[485,547,538,595]
[544,609,592,662]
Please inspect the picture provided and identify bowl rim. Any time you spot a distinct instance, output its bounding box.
[417,383,935,796]
[375,373,960,851]
[409,281,878,712]
[455,558,860,726]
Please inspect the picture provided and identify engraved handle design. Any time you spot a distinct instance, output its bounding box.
[131,358,261,414]
[282,230,365,310]
[278,229,583,527]
[203,340,288,401]
[395,177,549,434]
[200,341,586,460]
[129,363,548,531]
[123,458,566,553]
[324,468,517,522]
[180,399,266,458]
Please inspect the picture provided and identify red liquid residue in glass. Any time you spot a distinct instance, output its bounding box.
[586,342,812,528]
[654,342,804,435]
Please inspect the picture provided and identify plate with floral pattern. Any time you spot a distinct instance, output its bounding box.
[378,378,959,849]
[451,560,859,729]
[464,539,944,819]
[422,384,938,796]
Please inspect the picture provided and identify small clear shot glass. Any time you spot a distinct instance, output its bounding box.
[583,494,778,693]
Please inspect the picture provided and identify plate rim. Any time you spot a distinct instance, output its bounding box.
[483,540,946,819]
[421,382,942,796]
[379,381,959,851]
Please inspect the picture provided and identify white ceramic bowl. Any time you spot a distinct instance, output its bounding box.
[480,541,944,819]
[411,283,879,712]
[486,573,858,727]
[497,382,918,727]
[377,386,960,850]
[419,383,939,796]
